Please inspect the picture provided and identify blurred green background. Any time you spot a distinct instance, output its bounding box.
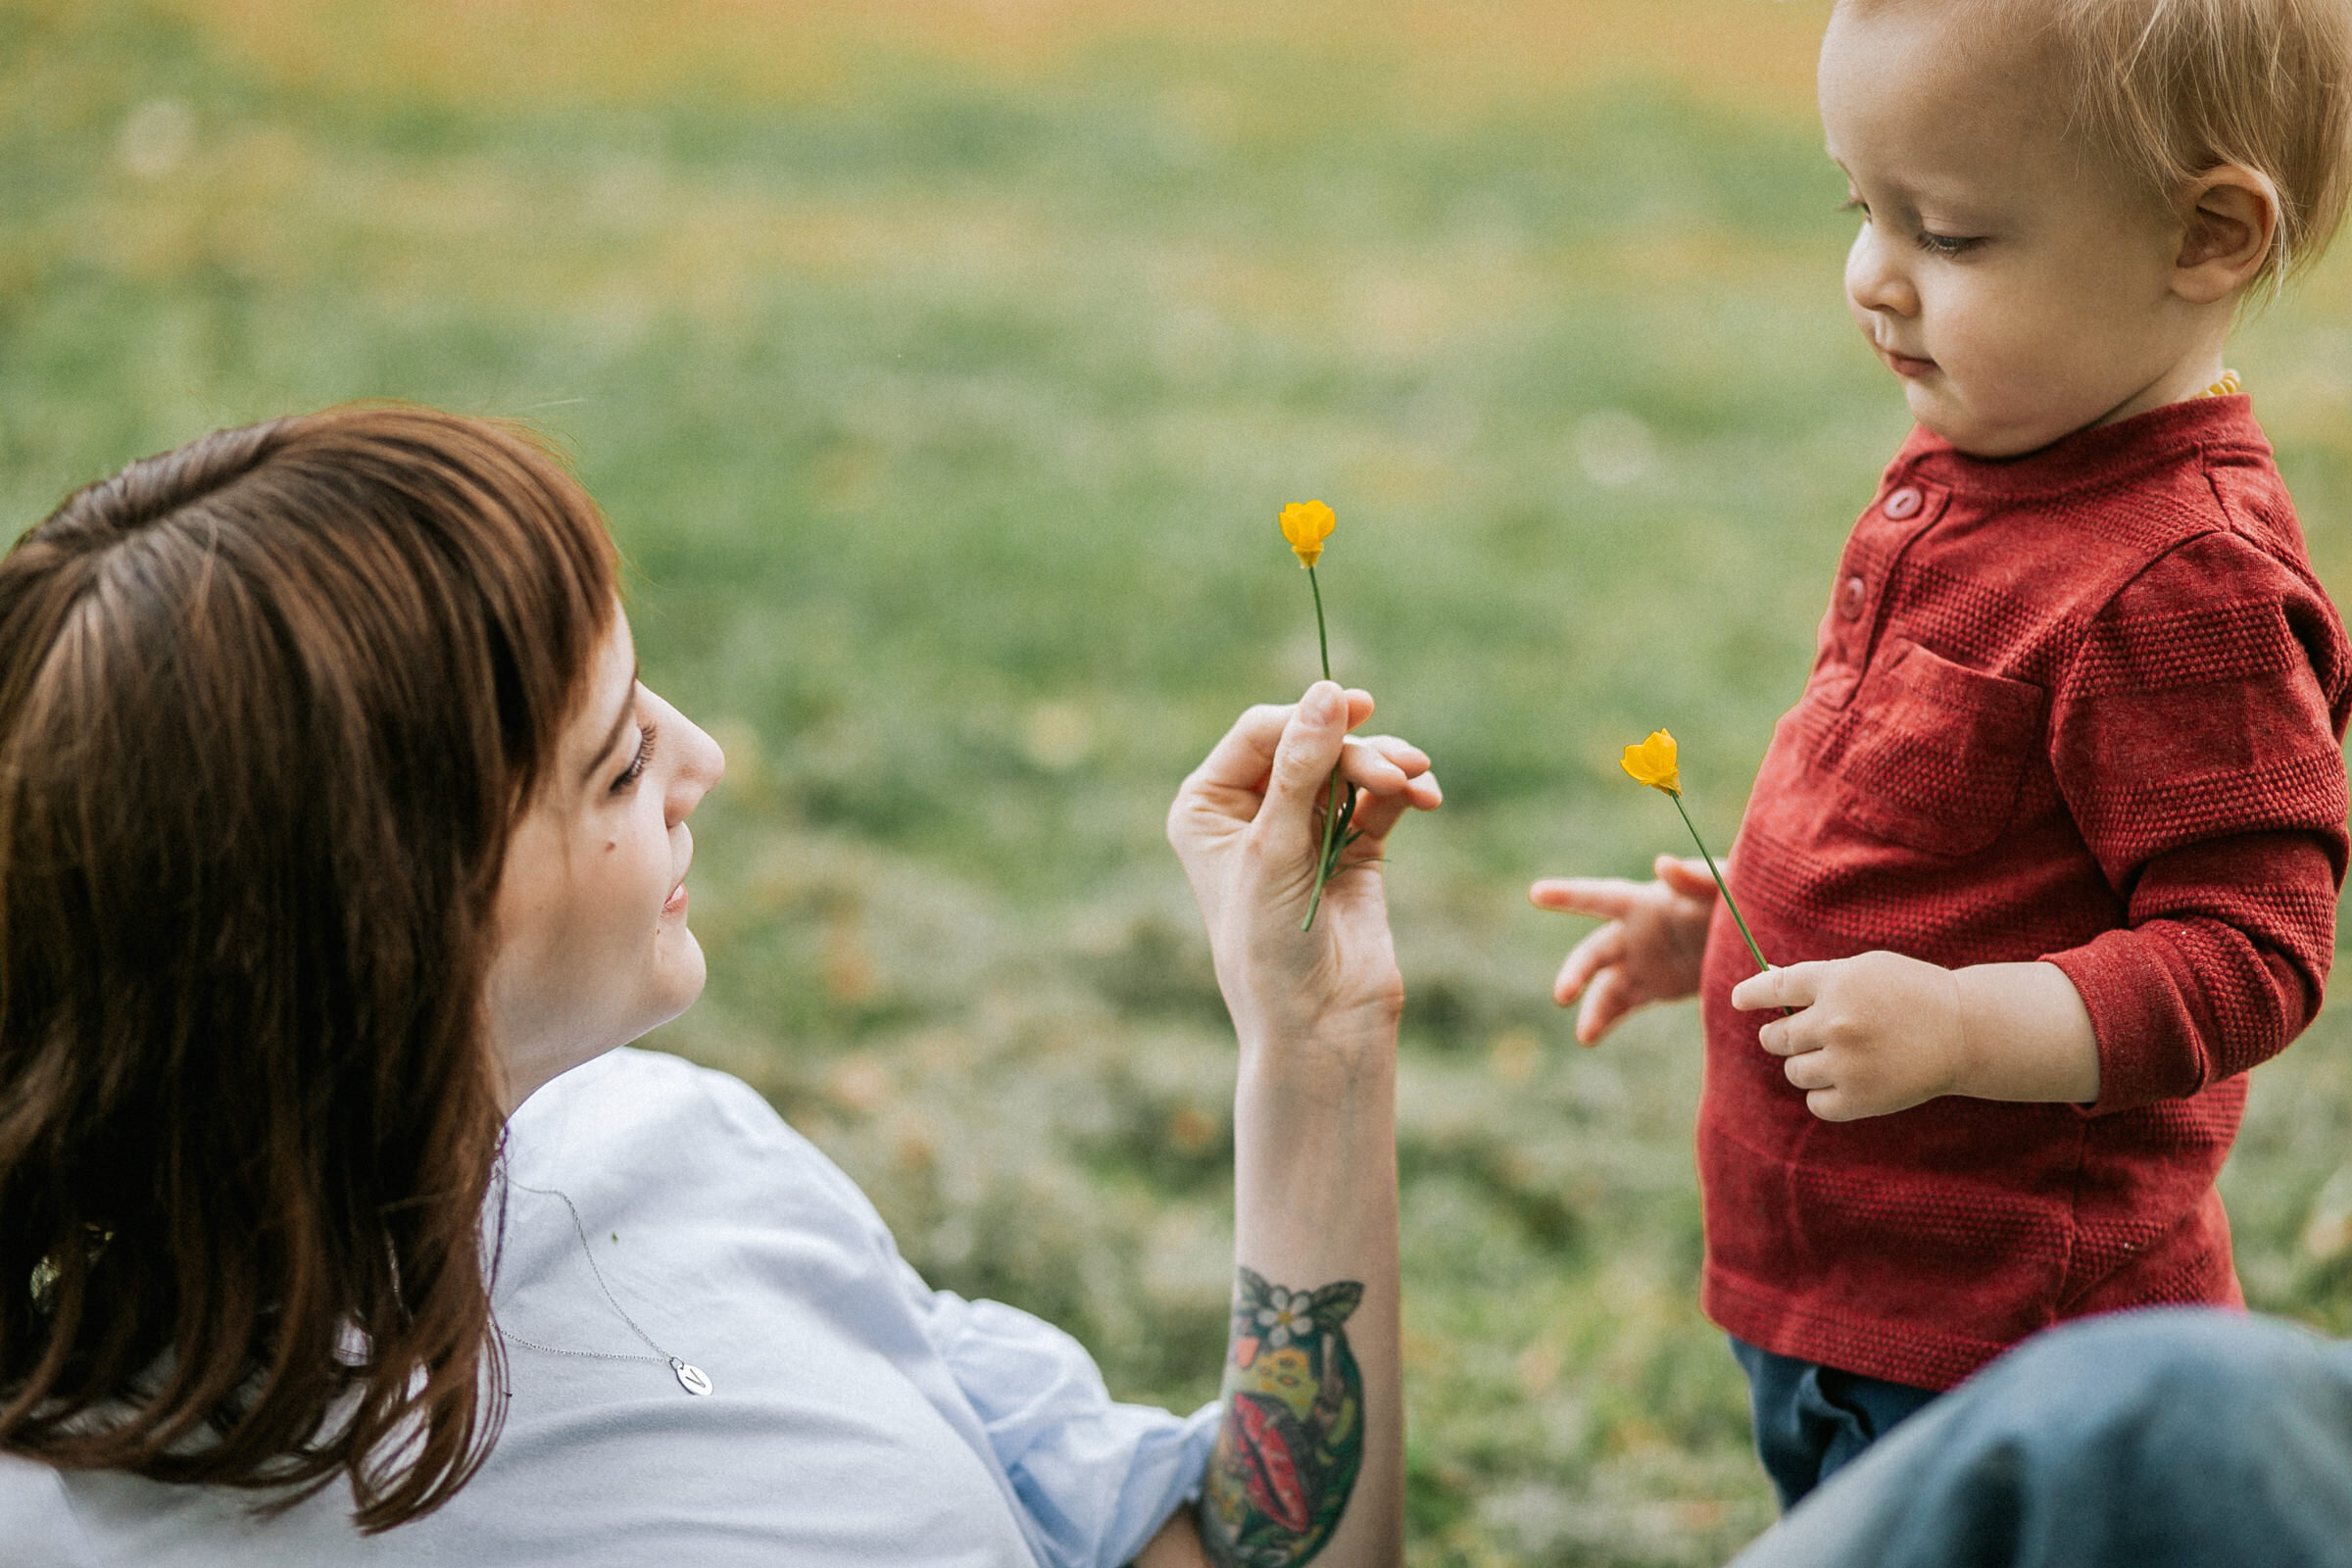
[9,1,2352,1560]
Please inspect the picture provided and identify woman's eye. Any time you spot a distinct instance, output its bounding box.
[613,723,657,793]
[1917,230,1983,258]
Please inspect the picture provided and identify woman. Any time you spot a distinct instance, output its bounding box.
[0,408,1439,1566]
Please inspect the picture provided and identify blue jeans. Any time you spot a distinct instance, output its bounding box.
[1733,1308,2352,1568]
[1730,1337,1942,1509]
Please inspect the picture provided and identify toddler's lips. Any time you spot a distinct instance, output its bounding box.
[662,879,689,919]
[1881,346,1936,379]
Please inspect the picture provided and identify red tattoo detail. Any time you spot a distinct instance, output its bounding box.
[1232,1393,1315,1534]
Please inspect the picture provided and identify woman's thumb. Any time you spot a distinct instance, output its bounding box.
[1260,680,1348,829]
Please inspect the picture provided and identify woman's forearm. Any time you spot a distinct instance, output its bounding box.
[1163,687,1433,1568]
[1195,1038,1402,1568]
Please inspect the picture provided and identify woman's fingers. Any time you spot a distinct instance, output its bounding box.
[1339,735,1441,812]
[1529,877,1644,920]
[1338,734,1442,850]
[1183,702,1297,808]
[1183,689,1392,809]
[1339,734,1430,784]
[1347,769,1443,849]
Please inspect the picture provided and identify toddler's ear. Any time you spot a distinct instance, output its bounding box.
[2172,166,2279,304]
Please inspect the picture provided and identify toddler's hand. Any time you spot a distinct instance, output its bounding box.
[1529,855,1718,1045]
[1731,952,1967,1121]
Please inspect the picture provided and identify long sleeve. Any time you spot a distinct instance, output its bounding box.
[0,1458,101,1568]
[2040,530,2350,1111]
[903,1262,1220,1568]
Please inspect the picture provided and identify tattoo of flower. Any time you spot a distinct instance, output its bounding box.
[1200,1266,1366,1567]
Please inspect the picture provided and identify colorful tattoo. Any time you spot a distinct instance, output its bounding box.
[1199,1266,1365,1567]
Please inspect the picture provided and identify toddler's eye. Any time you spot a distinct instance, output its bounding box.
[1839,196,1869,219]
[1917,230,1983,258]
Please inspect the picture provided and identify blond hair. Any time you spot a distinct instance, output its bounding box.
[2049,0,2352,289]
[1840,0,2352,288]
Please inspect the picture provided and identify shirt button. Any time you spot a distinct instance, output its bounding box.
[1838,574,1867,619]
[1883,485,1924,519]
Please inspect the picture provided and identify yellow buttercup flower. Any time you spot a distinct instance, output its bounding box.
[1621,728,1774,981]
[1279,500,1336,568]
[1620,729,1681,796]
[1275,498,1348,929]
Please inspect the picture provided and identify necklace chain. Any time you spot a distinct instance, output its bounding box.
[497,1182,713,1396]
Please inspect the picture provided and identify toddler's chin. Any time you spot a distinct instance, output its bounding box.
[1905,389,2014,460]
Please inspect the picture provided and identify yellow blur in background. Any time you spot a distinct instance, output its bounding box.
[11,3,2352,1562]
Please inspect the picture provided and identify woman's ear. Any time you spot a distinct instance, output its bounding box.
[2172,166,2280,305]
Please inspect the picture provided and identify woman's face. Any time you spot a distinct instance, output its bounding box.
[484,608,725,1112]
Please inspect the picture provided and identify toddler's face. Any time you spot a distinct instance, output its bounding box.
[1819,4,2197,457]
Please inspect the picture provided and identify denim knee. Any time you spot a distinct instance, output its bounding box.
[1735,1308,2352,1568]
[1893,1309,2352,1568]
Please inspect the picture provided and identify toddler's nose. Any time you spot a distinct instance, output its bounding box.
[1844,224,1920,318]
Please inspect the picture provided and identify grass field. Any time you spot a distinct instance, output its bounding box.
[10,2,2352,1560]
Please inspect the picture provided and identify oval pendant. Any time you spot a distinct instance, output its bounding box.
[672,1358,713,1396]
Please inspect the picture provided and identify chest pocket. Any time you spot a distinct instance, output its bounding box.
[1832,638,2045,858]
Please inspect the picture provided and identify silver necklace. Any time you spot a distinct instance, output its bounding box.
[497,1182,713,1396]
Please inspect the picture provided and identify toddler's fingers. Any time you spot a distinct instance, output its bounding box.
[1754,1009,1815,1057]
[1529,877,1643,920]
[1731,961,1825,1012]
[1806,1087,1861,1123]
[1654,855,1719,902]
[1783,1049,1835,1092]
[1578,964,1634,1046]
[1553,923,1624,1006]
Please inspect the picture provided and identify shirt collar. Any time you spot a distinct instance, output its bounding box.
[1895,394,2270,500]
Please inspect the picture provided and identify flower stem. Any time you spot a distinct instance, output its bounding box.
[1303,772,1345,931]
[1670,791,1771,978]
[1308,565,1331,680]
[1301,564,1343,932]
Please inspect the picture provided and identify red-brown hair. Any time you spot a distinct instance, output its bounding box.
[0,407,617,1529]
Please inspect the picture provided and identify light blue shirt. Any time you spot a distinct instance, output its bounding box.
[0,1049,1219,1567]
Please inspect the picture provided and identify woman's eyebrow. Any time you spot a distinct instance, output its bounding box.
[581,662,642,784]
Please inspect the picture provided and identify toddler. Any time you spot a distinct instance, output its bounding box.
[1533,0,2352,1510]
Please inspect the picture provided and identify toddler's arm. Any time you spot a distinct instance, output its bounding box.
[1529,855,1718,1044]
[1731,955,2098,1120]
[1732,526,2349,1123]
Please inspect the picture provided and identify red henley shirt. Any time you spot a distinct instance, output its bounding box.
[1698,396,2352,1391]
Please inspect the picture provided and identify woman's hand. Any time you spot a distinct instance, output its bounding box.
[1168,680,1432,1568]
[1167,681,1441,1064]
[1528,855,1718,1045]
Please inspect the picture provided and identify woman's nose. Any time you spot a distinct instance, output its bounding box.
[668,714,726,824]
[1845,223,1919,318]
